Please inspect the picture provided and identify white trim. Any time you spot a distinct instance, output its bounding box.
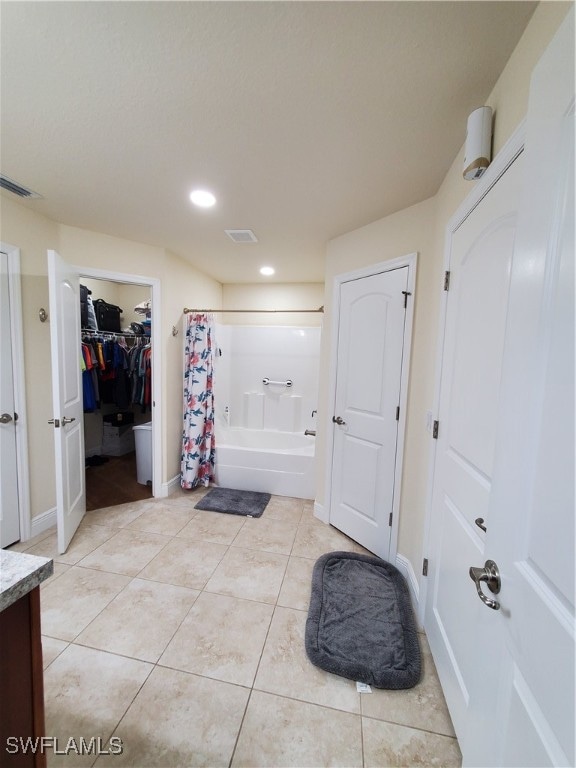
[1,242,31,542]
[420,119,527,627]
[323,253,418,562]
[395,553,421,626]
[161,475,181,498]
[76,266,162,499]
[30,507,57,538]
[313,500,328,524]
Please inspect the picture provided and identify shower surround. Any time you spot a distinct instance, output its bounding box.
[213,325,321,499]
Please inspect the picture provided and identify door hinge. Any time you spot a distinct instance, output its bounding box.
[432,420,439,439]
[444,271,451,291]
[395,406,400,421]
[401,290,412,308]
[422,558,429,576]
[389,512,393,527]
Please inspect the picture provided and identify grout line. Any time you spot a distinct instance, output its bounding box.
[360,709,366,768]
[44,492,459,765]
[228,687,254,768]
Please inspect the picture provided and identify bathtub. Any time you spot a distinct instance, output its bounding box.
[214,426,316,499]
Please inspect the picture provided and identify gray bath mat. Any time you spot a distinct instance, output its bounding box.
[305,551,421,689]
[194,487,271,518]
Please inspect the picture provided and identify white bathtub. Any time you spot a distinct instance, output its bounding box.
[214,426,316,499]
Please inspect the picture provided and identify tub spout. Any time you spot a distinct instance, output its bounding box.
[304,429,316,437]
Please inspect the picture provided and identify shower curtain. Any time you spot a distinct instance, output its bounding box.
[181,313,216,488]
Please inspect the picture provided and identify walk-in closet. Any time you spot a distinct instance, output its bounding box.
[80,277,153,510]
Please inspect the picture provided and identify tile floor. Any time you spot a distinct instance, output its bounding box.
[12,490,462,767]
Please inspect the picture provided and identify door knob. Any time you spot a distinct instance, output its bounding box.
[62,416,76,425]
[0,413,13,424]
[469,559,501,610]
[332,415,346,425]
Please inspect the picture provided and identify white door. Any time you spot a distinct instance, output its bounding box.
[47,249,86,553]
[465,11,574,766]
[0,251,20,547]
[425,150,524,741]
[330,266,409,560]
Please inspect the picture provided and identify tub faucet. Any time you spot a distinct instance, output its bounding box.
[304,429,316,437]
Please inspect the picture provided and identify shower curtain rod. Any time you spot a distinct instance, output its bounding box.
[183,306,324,314]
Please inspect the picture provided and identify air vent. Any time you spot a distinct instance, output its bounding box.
[225,229,258,243]
[0,174,43,199]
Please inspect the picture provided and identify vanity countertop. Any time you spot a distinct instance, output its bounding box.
[0,549,54,612]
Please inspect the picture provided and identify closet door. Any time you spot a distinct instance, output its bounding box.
[47,249,86,553]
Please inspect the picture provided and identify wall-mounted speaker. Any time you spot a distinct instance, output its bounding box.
[463,106,493,180]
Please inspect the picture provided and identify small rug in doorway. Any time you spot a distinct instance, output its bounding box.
[194,487,271,518]
[305,551,421,689]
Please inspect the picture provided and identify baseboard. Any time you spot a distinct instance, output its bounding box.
[314,501,328,524]
[159,475,180,498]
[30,507,57,539]
[395,553,422,627]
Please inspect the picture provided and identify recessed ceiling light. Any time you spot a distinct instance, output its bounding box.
[189,189,216,208]
[260,266,275,276]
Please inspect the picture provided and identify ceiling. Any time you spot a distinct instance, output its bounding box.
[0,1,536,285]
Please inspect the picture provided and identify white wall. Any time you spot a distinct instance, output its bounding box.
[59,228,224,487]
[215,324,321,434]
[81,278,151,328]
[317,1,570,579]
[0,204,223,520]
[0,198,60,518]
[222,283,324,326]
[320,197,437,573]
[0,1,566,533]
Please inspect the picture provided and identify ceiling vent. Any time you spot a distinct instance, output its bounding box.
[225,229,258,244]
[0,174,43,199]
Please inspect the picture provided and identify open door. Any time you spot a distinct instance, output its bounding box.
[0,251,20,547]
[47,249,85,553]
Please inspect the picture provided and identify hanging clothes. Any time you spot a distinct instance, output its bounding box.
[81,343,97,412]
[80,333,150,412]
[128,341,152,413]
[181,313,216,489]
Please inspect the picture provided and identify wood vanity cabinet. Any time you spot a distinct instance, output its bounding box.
[0,587,46,768]
[1,552,52,768]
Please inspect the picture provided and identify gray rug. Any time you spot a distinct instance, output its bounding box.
[194,487,271,517]
[305,551,421,689]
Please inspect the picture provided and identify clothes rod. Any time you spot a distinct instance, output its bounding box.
[183,306,324,314]
[81,328,149,339]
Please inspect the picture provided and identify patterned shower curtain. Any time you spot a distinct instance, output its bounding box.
[181,313,216,488]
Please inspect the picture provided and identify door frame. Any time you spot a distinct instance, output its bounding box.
[76,265,162,498]
[0,241,31,541]
[420,118,527,626]
[322,252,417,565]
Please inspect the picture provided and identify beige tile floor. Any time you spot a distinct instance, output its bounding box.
[14,489,462,767]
